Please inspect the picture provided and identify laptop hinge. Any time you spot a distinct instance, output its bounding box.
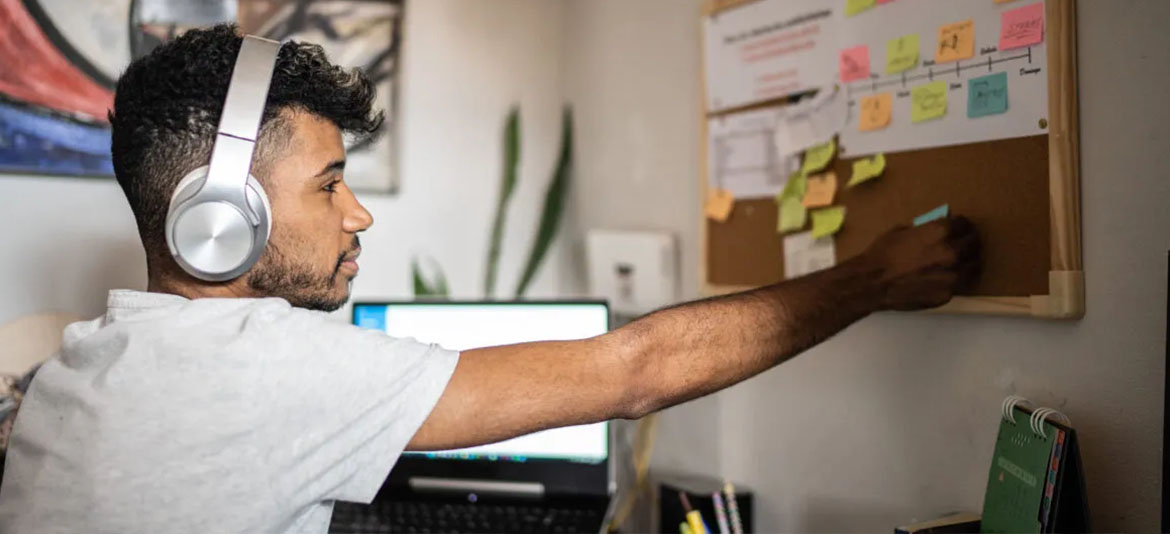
[408,477,546,497]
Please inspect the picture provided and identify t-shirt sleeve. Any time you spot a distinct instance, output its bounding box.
[261,306,460,504]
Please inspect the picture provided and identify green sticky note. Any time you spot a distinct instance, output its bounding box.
[914,204,949,226]
[777,195,807,233]
[911,81,948,123]
[779,173,808,201]
[968,72,1009,118]
[848,153,886,187]
[845,0,876,16]
[885,34,920,74]
[801,139,836,175]
[810,207,846,238]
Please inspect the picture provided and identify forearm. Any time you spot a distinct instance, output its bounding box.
[616,257,884,417]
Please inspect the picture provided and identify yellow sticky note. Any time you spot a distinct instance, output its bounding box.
[802,172,838,208]
[885,34,919,74]
[704,188,734,222]
[810,207,846,238]
[848,153,886,187]
[777,195,807,233]
[859,93,892,132]
[936,20,975,63]
[911,81,948,123]
[845,0,876,16]
[801,139,836,175]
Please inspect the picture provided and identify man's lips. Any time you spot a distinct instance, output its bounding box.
[340,248,361,274]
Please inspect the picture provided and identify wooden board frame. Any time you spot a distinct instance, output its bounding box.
[698,0,1082,319]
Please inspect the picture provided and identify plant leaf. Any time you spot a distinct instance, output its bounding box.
[484,106,521,298]
[514,106,572,298]
[412,257,433,297]
[412,256,450,299]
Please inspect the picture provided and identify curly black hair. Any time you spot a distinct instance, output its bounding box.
[109,23,383,264]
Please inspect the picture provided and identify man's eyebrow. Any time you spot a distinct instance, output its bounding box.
[313,159,346,178]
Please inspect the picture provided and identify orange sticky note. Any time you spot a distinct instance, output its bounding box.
[839,45,870,83]
[999,2,1044,50]
[936,20,975,63]
[705,188,734,222]
[858,93,892,132]
[802,172,838,208]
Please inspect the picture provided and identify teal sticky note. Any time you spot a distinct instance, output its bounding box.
[914,204,949,226]
[968,72,1008,118]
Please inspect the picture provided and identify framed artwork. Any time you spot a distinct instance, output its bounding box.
[0,0,402,193]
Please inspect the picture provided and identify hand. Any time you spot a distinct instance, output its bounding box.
[857,216,981,311]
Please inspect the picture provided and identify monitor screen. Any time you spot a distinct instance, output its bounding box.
[353,301,610,465]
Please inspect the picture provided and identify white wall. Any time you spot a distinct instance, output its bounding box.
[563,0,1170,532]
[0,177,145,325]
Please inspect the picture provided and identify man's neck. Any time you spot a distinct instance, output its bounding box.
[147,272,254,301]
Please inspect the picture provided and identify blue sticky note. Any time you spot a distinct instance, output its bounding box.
[968,72,1008,118]
[914,204,949,226]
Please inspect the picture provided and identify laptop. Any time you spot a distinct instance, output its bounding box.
[330,300,616,534]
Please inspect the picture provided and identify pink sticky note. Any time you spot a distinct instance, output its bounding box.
[839,45,870,83]
[876,0,894,3]
[999,2,1044,50]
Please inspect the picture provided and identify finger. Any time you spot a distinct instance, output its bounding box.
[944,215,975,239]
[949,230,981,263]
[955,257,981,293]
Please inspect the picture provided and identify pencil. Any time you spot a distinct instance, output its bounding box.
[723,482,744,534]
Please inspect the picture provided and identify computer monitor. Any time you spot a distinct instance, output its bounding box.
[352,300,613,495]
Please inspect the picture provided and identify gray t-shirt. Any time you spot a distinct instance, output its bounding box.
[0,290,459,534]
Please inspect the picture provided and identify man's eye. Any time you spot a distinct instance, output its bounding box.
[323,181,340,193]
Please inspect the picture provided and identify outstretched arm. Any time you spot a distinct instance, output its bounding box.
[407,217,979,451]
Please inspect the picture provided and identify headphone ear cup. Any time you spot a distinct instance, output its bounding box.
[170,166,210,209]
[245,174,272,241]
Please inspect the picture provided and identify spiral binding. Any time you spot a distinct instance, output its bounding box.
[1030,406,1072,439]
[1001,395,1072,438]
[1001,395,1033,424]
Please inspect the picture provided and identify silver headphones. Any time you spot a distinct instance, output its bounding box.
[165,35,281,282]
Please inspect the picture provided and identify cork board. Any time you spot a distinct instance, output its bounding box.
[699,0,1082,318]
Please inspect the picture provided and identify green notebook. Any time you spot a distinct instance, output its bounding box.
[981,402,1088,533]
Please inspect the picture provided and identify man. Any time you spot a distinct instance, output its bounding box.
[0,25,978,534]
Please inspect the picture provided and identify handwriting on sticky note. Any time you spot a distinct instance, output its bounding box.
[704,188,734,222]
[810,207,846,238]
[802,172,837,208]
[859,93,892,132]
[848,154,886,187]
[839,45,870,83]
[1000,2,1044,50]
[845,0,875,17]
[886,34,919,74]
[914,204,949,226]
[801,139,836,175]
[777,195,807,233]
[936,20,975,63]
[911,81,948,123]
[968,72,1009,118]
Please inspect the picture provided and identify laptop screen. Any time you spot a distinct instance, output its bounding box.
[353,301,610,466]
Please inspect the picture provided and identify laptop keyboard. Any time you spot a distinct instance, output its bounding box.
[329,500,603,534]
